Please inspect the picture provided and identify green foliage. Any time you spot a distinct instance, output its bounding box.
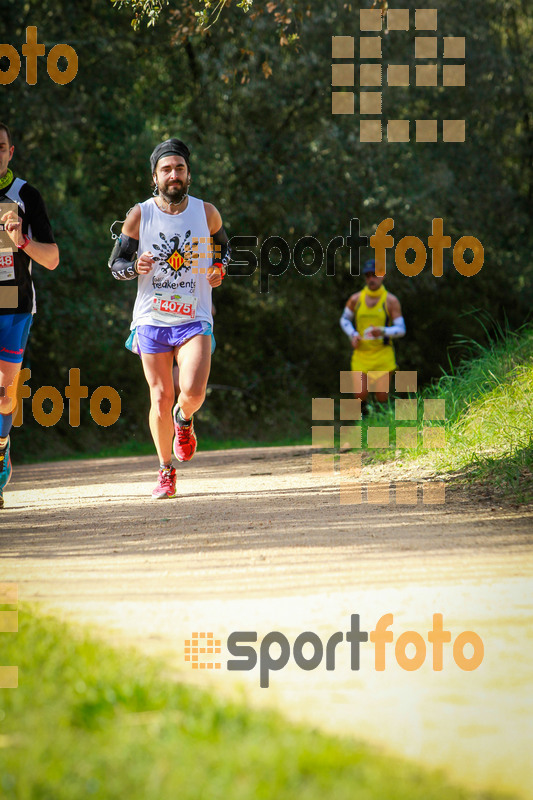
[433,327,533,501]
[366,324,533,502]
[0,609,514,799]
[112,0,286,36]
[112,0,170,30]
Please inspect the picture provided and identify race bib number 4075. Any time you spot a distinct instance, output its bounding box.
[151,291,197,324]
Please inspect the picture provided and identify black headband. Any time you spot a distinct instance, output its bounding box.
[150,139,190,174]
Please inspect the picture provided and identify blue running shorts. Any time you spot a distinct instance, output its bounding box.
[0,313,33,364]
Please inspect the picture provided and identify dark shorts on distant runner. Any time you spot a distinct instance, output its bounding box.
[126,321,215,356]
[0,313,33,364]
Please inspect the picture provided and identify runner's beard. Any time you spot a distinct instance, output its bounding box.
[159,181,189,206]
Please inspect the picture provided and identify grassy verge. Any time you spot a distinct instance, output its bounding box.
[364,325,533,503]
[0,609,514,800]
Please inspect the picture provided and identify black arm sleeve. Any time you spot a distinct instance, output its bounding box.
[108,234,139,281]
[212,225,231,271]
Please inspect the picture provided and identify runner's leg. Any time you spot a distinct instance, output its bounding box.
[0,313,32,429]
[171,333,211,462]
[141,351,175,464]
[375,371,394,404]
[173,362,180,402]
[175,333,211,419]
[0,360,21,506]
[0,359,22,425]
[353,371,369,401]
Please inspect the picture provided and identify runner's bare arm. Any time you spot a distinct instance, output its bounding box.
[0,210,59,270]
[386,294,402,320]
[346,292,360,312]
[204,202,222,236]
[122,204,141,240]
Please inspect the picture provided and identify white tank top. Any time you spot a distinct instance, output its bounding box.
[131,195,213,329]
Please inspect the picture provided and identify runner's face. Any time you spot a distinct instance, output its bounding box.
[364,272,384,291]
[154,156,190,202]
[0,130,14,179]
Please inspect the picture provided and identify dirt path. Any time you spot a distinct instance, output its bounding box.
[1,446,532,798]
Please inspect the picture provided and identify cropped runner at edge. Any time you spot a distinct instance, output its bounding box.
[0,122,59,509]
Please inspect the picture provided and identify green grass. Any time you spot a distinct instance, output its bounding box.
[93,433,312,459]
[0,609,515,800]
[17,433,312,464]
[365,325,533,503]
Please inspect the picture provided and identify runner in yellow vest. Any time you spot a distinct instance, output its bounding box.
[340,259,405,409]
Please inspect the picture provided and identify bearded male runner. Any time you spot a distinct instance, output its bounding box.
[0,123,59,508]
[340,259,405,409]
[109,139,230,499]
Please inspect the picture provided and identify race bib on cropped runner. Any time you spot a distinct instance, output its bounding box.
[0,250,15,282]
[151,291,197,324]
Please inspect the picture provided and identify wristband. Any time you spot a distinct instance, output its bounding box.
[212,260,226,280]
[18,234,31,250]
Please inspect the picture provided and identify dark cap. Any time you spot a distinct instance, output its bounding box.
[362,259,376,274]
[150,138,190,174]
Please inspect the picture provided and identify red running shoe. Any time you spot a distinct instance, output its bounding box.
[172,405,197,462]
[152,465,177,499]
